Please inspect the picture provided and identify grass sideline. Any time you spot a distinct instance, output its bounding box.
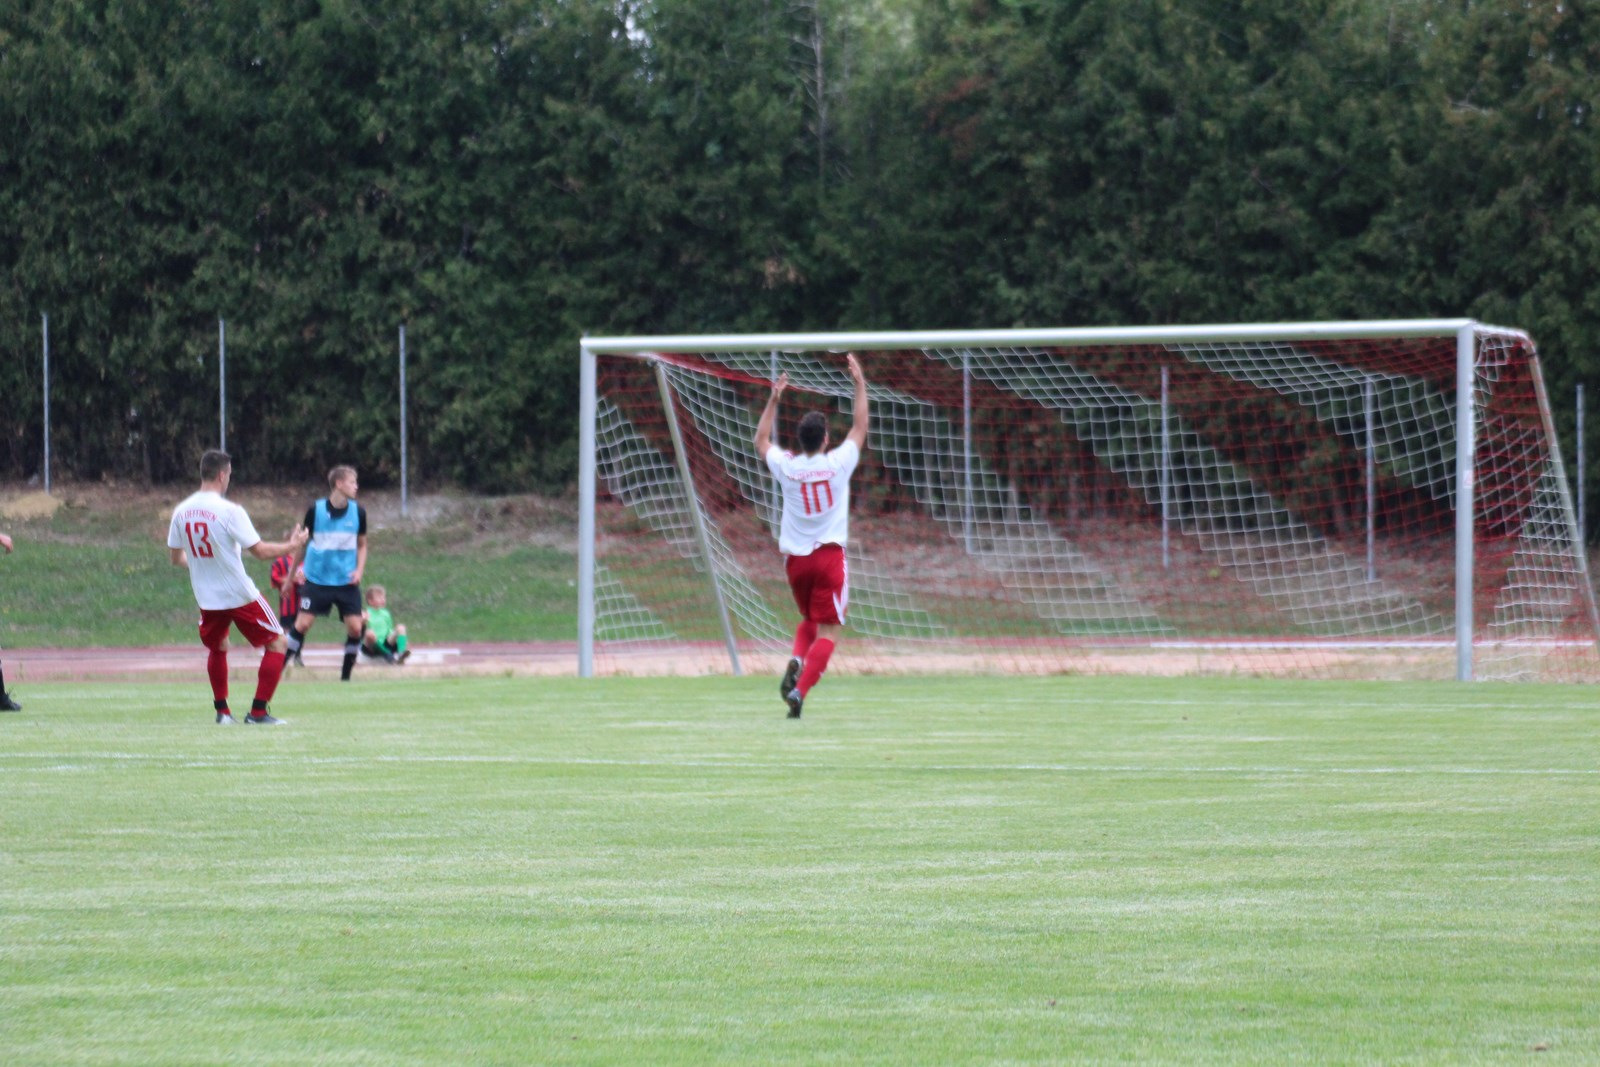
[3,674,1596,1064]
[0,485,577,647]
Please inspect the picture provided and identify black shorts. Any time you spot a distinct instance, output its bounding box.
[362,633,400,656]
[298,581,364,621]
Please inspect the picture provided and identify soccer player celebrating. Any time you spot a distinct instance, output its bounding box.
[167,450,308,724]
[281,466,369,681]
[753,353,870,719]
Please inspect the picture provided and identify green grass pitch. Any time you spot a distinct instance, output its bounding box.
[2,674,1596,1064]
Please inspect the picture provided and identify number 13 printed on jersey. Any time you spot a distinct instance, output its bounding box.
[185,521,215,558]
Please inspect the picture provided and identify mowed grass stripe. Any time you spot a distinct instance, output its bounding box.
[2,675,1596,1065]
[7,752,1600,777]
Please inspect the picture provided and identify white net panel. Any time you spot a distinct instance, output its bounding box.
[586,329,1600,681]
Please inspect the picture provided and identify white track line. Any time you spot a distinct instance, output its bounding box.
[4,753,1596,776]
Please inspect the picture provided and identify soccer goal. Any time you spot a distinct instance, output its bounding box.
[577,322,1600,683]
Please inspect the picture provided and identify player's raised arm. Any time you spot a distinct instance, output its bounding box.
[753,372,789,455]
[844,353,869,451]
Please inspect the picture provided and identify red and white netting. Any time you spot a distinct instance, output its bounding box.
[582,325,1599,682]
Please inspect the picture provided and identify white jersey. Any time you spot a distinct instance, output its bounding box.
[167,490,266,610]
[766,439,860,556]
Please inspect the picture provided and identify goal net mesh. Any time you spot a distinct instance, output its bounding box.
[584,329,1599,682]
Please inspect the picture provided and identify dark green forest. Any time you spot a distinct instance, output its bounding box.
[4,0,1599,508]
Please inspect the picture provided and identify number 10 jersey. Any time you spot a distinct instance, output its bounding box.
[764,438,860,557]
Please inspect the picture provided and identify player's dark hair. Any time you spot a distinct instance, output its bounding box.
[200,449,231,482]
[797,412,828,454]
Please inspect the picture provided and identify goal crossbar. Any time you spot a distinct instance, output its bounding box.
[583,319,1514,355]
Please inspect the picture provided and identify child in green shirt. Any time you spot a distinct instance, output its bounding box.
[361,585,410,664]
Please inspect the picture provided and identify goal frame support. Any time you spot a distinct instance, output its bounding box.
[577,320,1589,682]
[1453,324,1475,682]
[654,362,745,676]
[578,341,597,679]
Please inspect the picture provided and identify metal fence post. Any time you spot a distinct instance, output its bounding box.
[399,325,409,518]
[1160,365,1171,569]
[42,312,50,494]
[1578,383,1586,542]
[218,318,226,451]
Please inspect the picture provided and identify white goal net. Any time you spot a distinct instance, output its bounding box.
[578,322,1600,683]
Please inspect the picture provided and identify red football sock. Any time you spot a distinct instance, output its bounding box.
[206,649,229,702]
[797,638,835,697]
[792,619,818,659]
[255,649,287,706]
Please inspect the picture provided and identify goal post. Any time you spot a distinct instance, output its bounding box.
[578,321,1600,683]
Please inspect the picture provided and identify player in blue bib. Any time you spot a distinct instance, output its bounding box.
[282,466,369,680]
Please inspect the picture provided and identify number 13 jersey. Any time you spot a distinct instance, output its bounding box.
[765,439,860,556]
[167,489,264,609]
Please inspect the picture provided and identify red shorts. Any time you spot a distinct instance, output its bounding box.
[197,596,284,650]
[786,543,848,626]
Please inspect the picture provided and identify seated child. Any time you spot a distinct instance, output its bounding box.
[361,584,410,664]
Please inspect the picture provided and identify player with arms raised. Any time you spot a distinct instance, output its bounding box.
[754,353,870,719]
[168,450,307,724]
